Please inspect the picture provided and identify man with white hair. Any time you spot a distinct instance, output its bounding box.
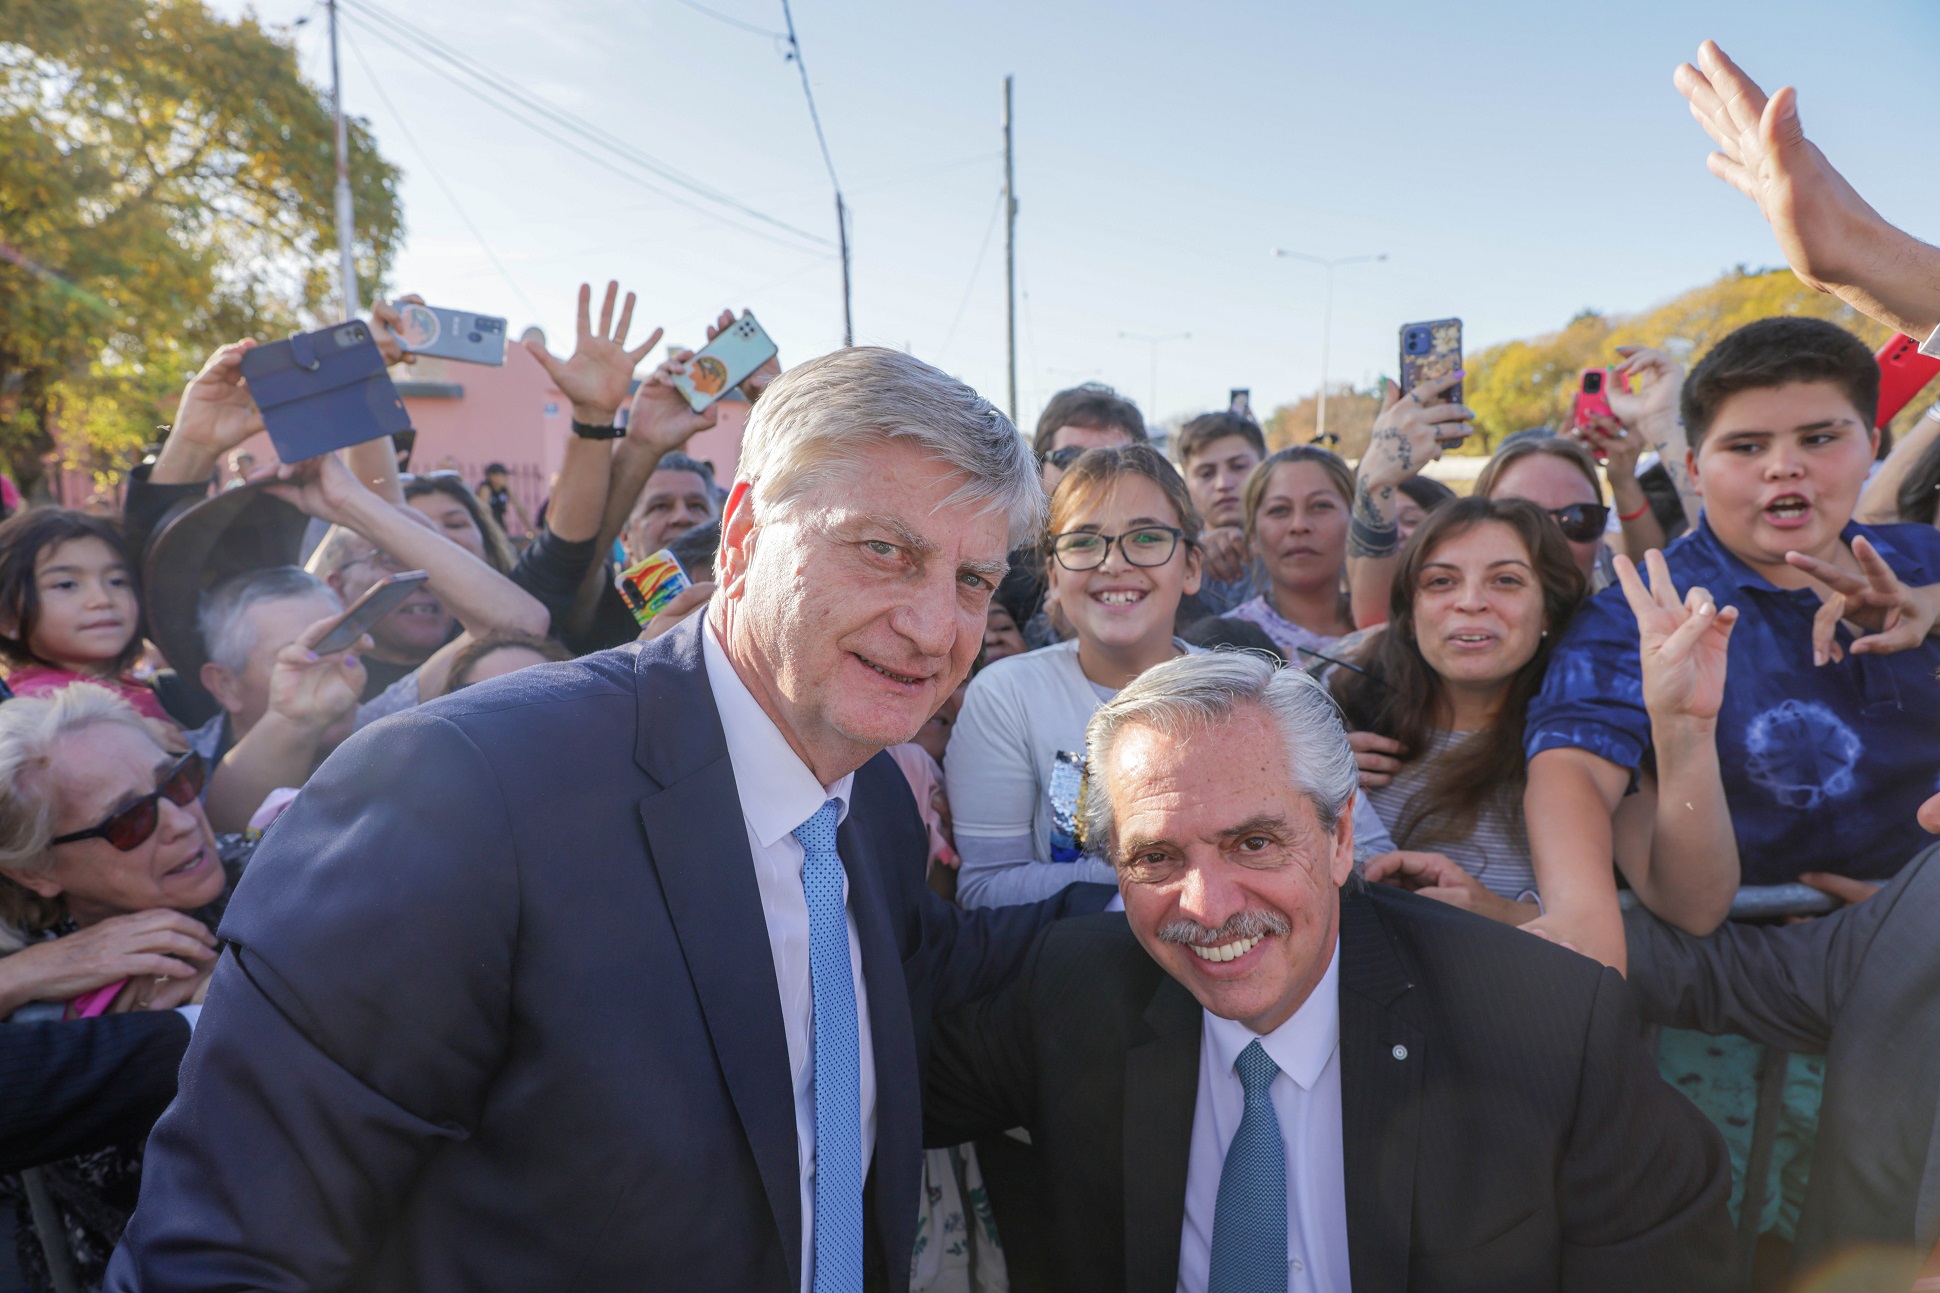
[109,347,1112,1293]
[925,652,1735,1293]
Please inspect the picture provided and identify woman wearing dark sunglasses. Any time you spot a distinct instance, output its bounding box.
[1474,434,1666,589]
[0,685,247,1287]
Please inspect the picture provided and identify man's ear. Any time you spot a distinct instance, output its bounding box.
[1329,795,1357,888]
[200,661,244,716]
[715,480,757,602]
[1685,444,1703,499]
[1181,541,1203,598]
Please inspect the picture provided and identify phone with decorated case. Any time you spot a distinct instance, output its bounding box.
[670,311,778,413]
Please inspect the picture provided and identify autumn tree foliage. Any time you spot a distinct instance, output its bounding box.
[0,0,402,493]
[1265,267,1924,460]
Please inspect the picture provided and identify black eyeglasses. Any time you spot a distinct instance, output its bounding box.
[1546,503,1610,543]
[1050,526,1187,571]
[1038,446,1088,471]
[50,751,205,851]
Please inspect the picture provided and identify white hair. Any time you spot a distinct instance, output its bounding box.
[1078,651,1360,859]
[736,346,1044,548]
[198,566,340,674]
[0,684,159,948]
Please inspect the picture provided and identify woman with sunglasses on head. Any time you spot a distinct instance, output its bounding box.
[1225,445,1359,662]
[0,685,246,1290]
[1332,496,1587,925]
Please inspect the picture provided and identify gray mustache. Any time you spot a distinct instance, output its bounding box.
[1156,909,1291,947]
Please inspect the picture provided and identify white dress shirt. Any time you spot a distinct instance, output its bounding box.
[702,620,877,1293]
[1177,939,1352,1293]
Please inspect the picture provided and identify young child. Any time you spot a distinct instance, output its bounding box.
[1521,316,1940,970]
[0,508,173,723]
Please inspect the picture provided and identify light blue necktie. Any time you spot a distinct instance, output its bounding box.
[1207,1039,1288,1293]
[793,799,864,1293]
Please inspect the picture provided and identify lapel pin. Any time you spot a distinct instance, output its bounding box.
[1391,1044,1408,1061]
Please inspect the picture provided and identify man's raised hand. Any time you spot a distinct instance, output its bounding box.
[524,282,665,425]
[624,348,720,458]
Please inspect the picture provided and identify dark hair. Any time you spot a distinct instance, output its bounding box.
[0,508,143,675]
[1897,427,1940,525]
[667,519,721,583]
[1046,443,1202,549]
[1680,316,1879,448]
[993,557,1044,632]
[1032,383,1147,457]
[1473,434,1601,504]
[1397,474,1456,513]
[1331,496,1585,848]
[404,474,516,575]
[483,461,510,477]
[652,452,719,496]
[444,631,573,693]
[1240,445,1354,540]
[1175,411,1267,467]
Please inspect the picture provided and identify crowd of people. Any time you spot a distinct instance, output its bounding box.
[1,38,1939,1293]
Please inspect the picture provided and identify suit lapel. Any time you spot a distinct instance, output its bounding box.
[1337,889,1424,1292]
[837,782,920,1288]
[633,620,804,1287]
[1124,975,1203,1293]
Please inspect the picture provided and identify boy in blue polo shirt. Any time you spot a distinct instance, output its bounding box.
[1522,316,1940,971]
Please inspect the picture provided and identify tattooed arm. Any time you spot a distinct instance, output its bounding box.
[1347,372,1473,628]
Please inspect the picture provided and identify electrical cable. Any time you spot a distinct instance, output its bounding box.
[672,0,787,41]
[777,0,842,194]
[340,23,542,319]
[337,0,834,253]
[936,187,1004,362]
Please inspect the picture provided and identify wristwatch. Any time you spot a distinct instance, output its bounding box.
[571,418,623,441]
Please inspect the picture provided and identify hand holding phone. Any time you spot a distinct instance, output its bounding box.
[672,311,779,413]
[1876,333,1940,428]
[312,570,430,655]
[239,322,410,464]
[614,550,692,627]
[387,301,509,367]
[1399,319,1463,406]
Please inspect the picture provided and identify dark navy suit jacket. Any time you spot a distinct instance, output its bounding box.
[107,618,1108,1292]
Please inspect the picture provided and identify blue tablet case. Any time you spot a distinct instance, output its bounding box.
[240,321,410,464]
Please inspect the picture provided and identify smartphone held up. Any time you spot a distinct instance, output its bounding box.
[312,570,430,656]
[1398,317,1467,449]
[389,302,509,367]
[671,312,779,413]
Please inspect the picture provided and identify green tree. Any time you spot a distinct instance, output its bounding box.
[0,0,401,493]
[1460,268,1920,454]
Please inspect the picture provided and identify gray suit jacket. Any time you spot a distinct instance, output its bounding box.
[1624,843,1940,1276]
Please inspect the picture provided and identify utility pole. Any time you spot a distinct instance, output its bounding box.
[1002,75,1017,423]
[837,193,852,346]
[1270,248,1387,445]
[327,0,358,322]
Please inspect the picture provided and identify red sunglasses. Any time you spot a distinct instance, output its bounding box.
[50,751,206,852]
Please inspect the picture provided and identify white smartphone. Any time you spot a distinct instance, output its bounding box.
[671,311,778,413]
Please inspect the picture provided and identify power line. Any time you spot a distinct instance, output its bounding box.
[340,22,542,319]
[937,187,1004,362]
[336,0,835,255]
[672,0,787,41]
[777,0,852,343]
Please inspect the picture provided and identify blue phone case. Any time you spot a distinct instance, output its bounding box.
[240,322,411,464]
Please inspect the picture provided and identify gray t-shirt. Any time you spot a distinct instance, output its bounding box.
[1364,728,1534,900]
[946,639,1394,909]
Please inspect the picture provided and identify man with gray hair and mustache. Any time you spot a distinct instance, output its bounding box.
[925,651,1735,1293]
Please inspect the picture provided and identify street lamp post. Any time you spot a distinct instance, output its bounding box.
[1117,330,1191,421]
[1270,249,1386,446]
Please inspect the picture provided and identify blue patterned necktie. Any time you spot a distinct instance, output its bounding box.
[792,799,864,1293]
[1207,1039,1288,1293]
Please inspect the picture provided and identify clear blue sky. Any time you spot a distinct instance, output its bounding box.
[216,0,1940,431]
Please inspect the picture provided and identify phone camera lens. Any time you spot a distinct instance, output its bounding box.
[1584,372,1602,392]
[469,332,482,343]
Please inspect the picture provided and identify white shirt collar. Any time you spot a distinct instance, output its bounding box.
[702,616,854,848]
[1201,933,1341,1092]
